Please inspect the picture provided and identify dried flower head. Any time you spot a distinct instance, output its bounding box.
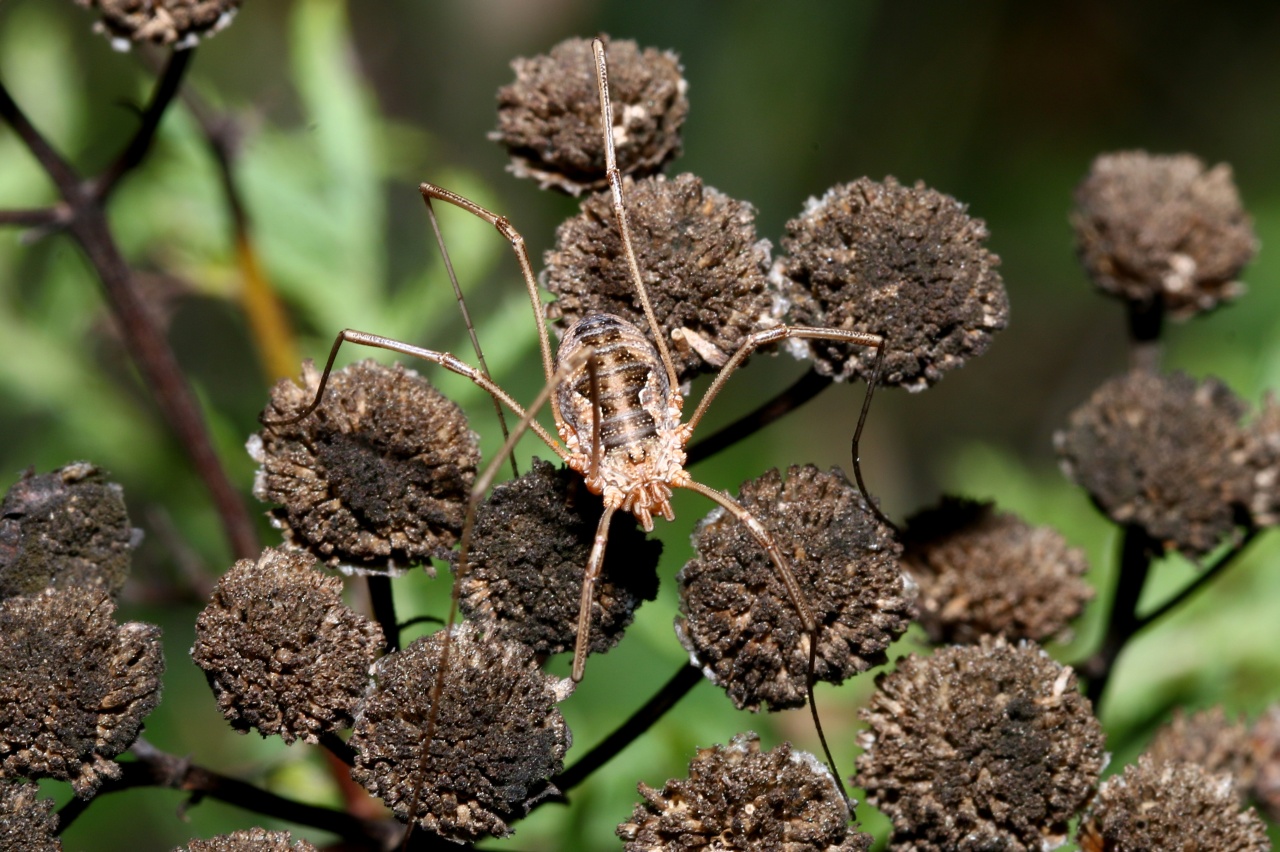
[1077,755,1269,852]
[0,587,163,796]
[492,36,688,195]
[618,731,872,851]
[1145,706,1256,803]
[856,637,1106,851]
[457,458,660,657]
[349,623,571,842]
[1246,392,1280,527]
[251,359,480,574]
[1247,703,1280,823]
[192,547,384,744]
[74,0,240,50]
[1072,151,1257,319]
[0,462,138,601]
[179,829,319,852]
[676,465,912,711]
[772,176,1008,390]
[544,173,775,384]
[1054,369,1253,557]
[901,497,1094,644]
[0,783,61,852]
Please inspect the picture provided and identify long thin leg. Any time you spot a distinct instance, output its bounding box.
[260,328,567,461]
[572,505,616,682]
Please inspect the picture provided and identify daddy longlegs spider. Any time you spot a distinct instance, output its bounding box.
[265,37,887,841]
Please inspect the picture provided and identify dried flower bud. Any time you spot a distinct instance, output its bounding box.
[251,359,480,574]
[618,731,871,851]
[492,36,688,195]
[772,177,1008,390]
[192,547,383,744]
[901,497,1093,644]
[73,0,240,51]
[0,783,61,852]
[1077,755,1269,852]
[1247,703,1280,823]
[0,462,138,601]
[856,637,1105,851]
[1145,707,1256,803]
[677,465,912,711]
[179,829,319,851]
[457,458,660,657]
[0,587,163,796]
[1072,151,1257,319]
[544,173,775,384]
[1054,369,1253,557]
[349,623,571,842]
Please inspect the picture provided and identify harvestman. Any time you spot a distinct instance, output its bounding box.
[266,37,886,834]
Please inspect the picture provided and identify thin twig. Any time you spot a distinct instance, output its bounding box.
[1136,527,1259,631]
[686,370,832,465]
[1083,524,1155,707]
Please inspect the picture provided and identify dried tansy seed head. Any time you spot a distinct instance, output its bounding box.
[349,623,571,842]
[192,547,384,745]
[492,36,688,194]
[772,177,1008,390]
[618,732,872,852]
[1246,392,1280,527]
[179,829,319,852]
[902,497,1093,645]
[1072,151,1257,319]
[0,783,61,852]
[74,0,240,50]
[1145,706,1256,802]
[0,462,138,601]
[1055,369,1253,557]
[251,359,480,574]
[1247,703,1280,823]
[1077,755,1269,852]
[457,458,660,657]
[677,465,912,711]
[544,173,775,384]
[0,587,163,796]
[856,637,1105,852]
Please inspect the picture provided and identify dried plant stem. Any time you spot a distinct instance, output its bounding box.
[686,370,832,465]
[1084,524,1155,707]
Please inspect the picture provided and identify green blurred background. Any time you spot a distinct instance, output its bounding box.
[2,1,1278,848]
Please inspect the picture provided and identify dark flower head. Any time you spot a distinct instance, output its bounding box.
[1078,755,1269,852]
[457,458,660,658]
[0,587,163,796]
[1072,151,1257,319]
[73,0,241,50]
[179,829,319,852]
[1054,369,1253,557]
[772,176,1008,390]
[492,36,688,195]
[1145,706,1255,803]
[677,465,912,711]
[192,547,384,744]
[1246,392,1280,528]
[0,783,61,852]
[618,731,872,851]
[544,173,776,385]
[252,359,480,574]
[856,637,1106,851]
[0,462,138,601]
[349,623,571,842]
[902,497,1094,644]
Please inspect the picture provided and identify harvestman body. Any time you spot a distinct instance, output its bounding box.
[266,37,885,837]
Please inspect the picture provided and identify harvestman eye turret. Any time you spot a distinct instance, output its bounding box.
[262,37,888,842]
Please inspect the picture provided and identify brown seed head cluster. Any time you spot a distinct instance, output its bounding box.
[1246,703,1280,823]
[618,732,872,852]
[544,173,776,384]
[772,176,1008,390]
[251,359,480,574]
[0,586,163,796]
[856,637,1105,851]
[677,465,912,711]
[1072,151,1257,319]
[902,497,1093,645]
[1145,706,1256,803]
[1077,755,1269,852]
[492,36,688,195]
[1055,369,1254,557]
[74,0,241,49]
[458,458,660,657]
[0,462,137,601]
[1246,392,1280,527]
[349,623,571,842]
[179,829,319,852]
[0,783,61,852]
[192,547,384,744]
